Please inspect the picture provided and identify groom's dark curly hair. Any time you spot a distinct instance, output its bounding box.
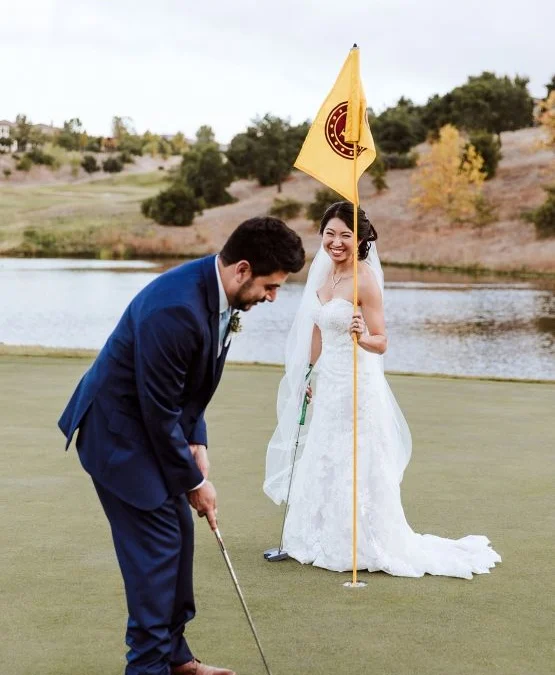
[220,217,305,277]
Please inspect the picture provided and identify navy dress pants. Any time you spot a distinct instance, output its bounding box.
[93,479,195,675]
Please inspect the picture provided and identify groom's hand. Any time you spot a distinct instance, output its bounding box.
[188,480,218,530]
[190,443,210,478]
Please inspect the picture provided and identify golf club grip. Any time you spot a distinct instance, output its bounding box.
[299,364,314,425]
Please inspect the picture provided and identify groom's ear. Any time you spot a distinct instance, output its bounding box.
[234,260,252,281]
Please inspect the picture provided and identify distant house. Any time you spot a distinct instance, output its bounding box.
[101,137,118,152]
[0,119,61,153]
[32,123,59,137]
[0,120,17,153]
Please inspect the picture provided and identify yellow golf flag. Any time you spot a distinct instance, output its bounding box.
[294,46,376,203]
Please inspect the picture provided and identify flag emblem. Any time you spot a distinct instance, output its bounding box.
[325,102,367,159]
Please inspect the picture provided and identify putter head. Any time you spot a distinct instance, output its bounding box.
[263,547,279,559]
[265,549,289,562]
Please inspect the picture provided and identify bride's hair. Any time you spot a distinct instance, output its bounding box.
[319,201,377,260]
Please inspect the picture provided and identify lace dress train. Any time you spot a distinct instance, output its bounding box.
[282,298,501,579]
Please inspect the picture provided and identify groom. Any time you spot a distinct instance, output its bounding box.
[58,217,305,675]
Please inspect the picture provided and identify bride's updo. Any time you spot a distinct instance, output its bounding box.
[319,201,377,260]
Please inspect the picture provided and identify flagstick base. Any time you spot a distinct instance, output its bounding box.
[343,581,367,588]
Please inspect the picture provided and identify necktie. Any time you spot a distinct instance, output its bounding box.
[218,307,231,355]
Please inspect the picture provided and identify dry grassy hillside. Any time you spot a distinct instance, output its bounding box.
[0,127,553,272]
[191,127,554,273]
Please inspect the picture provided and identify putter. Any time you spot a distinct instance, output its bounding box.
[213,527,273,675]
[264,365,313,562]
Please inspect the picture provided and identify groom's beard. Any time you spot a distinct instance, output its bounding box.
[233,278,266,311]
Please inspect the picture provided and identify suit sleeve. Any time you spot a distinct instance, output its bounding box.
[190,413,208,446]
[134,306,204,495]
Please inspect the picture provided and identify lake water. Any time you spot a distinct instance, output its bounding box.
[1,257,554,380]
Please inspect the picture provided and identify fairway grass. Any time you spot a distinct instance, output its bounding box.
[1,356,553,675]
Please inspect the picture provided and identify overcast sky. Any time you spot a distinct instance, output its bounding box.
[1,0,553,142]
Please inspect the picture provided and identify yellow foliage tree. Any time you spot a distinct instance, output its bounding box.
[538,91,555,149]
[411,124,486,222]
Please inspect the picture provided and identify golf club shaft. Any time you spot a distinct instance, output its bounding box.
[214,528,273,675]
[277,367,313,552]
[277,422,302,552]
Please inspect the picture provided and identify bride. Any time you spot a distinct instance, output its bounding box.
[264,201,501,579]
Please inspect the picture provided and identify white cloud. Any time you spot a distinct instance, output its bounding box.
[1,0,553,141]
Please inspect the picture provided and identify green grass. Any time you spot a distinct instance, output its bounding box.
[0,172,170,256]
[1,357,554,675]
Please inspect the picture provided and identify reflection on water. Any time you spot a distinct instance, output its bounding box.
[1,258,554,380]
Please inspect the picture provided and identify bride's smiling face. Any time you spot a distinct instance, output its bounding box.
[322,217,356,263]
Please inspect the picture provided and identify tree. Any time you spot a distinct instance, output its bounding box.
[411,124,486,222]
[176,141,234,207]
[112,116,136,140]
[226,131,257,179]
[85,136,102,152]
[56,118,85,151]
[423,72,534,137]
[370,98,426,154]
[142,126,234,226]
[12,114,33,152]
[524,186,555,238]
[170,132,188,155]
[545,75,555,98]
[226,115,310,192]
[538,92,555,150]
[141,186,199,226]
[194,125,216,147]
[465,130,502,179]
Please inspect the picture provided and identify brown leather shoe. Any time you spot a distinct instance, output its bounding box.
[172,657,236,675]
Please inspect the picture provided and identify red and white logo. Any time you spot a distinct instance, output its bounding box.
[325,102,366,159]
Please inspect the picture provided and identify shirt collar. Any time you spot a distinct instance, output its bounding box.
[214,255,229,314]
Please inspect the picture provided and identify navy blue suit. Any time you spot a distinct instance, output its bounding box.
[59,255,230,674]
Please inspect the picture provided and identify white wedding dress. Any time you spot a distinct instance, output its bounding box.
[280,295,501,579]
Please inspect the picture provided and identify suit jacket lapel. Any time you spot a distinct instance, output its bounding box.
[200,255,221,379]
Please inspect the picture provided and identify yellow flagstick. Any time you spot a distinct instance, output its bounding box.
[352,143,359,585]
[343,143,366,588]
[290,43,375,588]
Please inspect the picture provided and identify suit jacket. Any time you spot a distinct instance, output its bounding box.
[58,255,230,510]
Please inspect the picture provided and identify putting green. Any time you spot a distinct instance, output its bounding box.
[1,356,553,675]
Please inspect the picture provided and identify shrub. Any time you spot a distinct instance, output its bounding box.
[141,185,199,226]
[3,168,11,179]
[465,130,502,180]
[524,186,555,238]
[306,188,344,224]
[16,156,33,172]
[118,150,135,164]
[382,151,418,170]
[85,137,102,153]
[102,157,124,173]
[69,153,81,178]
[368,152,388,193]
[268,197,303,219]
[81,155,100,173]
[473,195,498,230]
[25,148,55,166]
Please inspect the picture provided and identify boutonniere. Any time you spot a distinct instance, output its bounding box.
[229,310,242,334]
